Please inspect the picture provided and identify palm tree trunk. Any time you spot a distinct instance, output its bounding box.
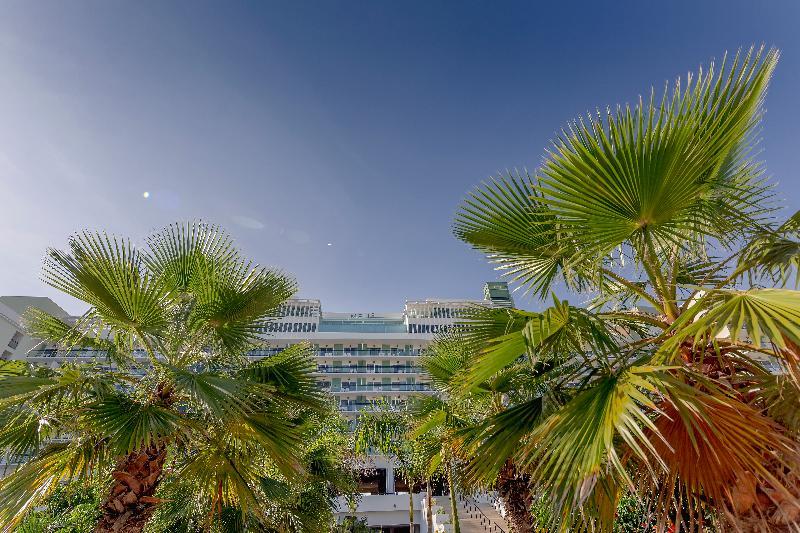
[95,445,168,533]
[408,487,415,532]
[426,480,434,533]
[447,464,460,533]
[496,458,534,533]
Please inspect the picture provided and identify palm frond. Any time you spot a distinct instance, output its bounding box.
[22,308,128,366]
[169,367,272,420]
[738,209,800,287]
[82,394,188,454]
[144,220,239,294]
[537,46,777,264]
[455,397,543,485]
[239,343,325,411]
[175,444,265,520]
[188,254,297,353]
[42,231,173,353]
[519,367,666,526]
[0,440,104,530]
[0,360,30,377]
[659,288,800,364]
[643,377,800,529]
[453,171,593,297]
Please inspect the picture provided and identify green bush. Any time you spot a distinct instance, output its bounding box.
[17,481,101,533]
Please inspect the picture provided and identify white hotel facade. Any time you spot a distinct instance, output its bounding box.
[0,282,515,533]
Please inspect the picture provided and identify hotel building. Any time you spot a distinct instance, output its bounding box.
[2,283,515,532]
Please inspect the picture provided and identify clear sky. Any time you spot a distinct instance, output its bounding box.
[1,1,799,315]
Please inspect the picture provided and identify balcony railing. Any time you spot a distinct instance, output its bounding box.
[338,401,406,412]
[316,349,422,357]
[28,348,425,360]
[325,383,432,392]
[315,365,419,374]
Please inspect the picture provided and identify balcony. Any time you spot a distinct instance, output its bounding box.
[326,383,432,393]
[316,349,423,357]
[315,365,420,374]
[338,401,406,412]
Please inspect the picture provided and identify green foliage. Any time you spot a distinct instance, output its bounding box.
[17,480,101,533]
[332,516,372,533]
[0,221,345,531]
[446,46,800,532]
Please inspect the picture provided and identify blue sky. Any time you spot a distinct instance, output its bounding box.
[1,1,799,314]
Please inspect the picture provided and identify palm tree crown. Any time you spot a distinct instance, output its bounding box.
[0,222,335,532]
[446,46,800,532]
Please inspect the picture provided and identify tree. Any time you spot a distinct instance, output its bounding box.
[0,222,333,532]
[423,331,539,532]
[353,401,445,533]
[449,46,800,531]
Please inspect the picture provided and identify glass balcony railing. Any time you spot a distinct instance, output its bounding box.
[338,401,406,412]
[27,348,150,359]
[324,383,432,392]
[29,348,425,359]
[315,349,422,357]
[315,365,420,374]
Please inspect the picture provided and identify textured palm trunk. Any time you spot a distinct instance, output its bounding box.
[408,488,415,531]
[426,481,434,533]
[95,445,168,532]
[496,458,534,533]
[96,383,173,533]
[447,464,461,533]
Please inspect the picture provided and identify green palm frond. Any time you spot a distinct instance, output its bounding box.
[231,413,305,478]
[658,288,800,364]
[422,333,484,395]
[352,407,406,456]
[188,254,297,353]
[82,394,188,454]
[239,343,325,411]
[175,444,265,520]
[538,46,777,264]
[755,372,800,433]
[0,360,30,377]
[738,209,800,287]
[168,367,273,420]
[456,299,620,391]
[453,171,593,297]
[144,221,239,294]
[0,364,116,405]
[42,231,173,350]
[0,405,46,459]
[22,308,129,366]
[520,367,665,525]
[0,439,105,530]
[455,397,543,485]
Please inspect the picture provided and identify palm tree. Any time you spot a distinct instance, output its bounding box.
[0,222,332,532]
[406,395,472,533]
[449,46,800,531]
[423,331,540,532]
[353,402,445,533]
